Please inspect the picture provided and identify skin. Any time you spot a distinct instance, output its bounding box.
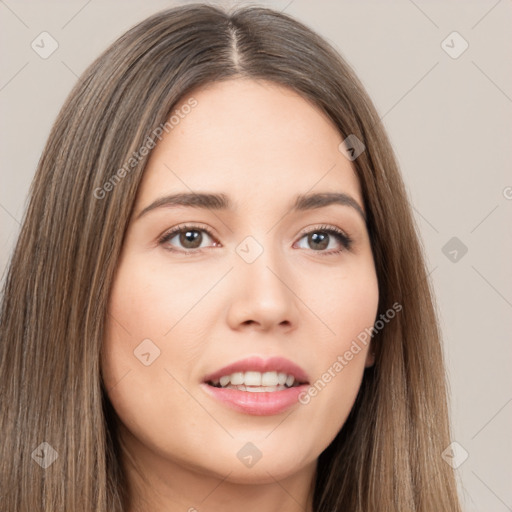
[101,78,379,512]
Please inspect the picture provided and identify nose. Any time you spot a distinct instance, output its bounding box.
[225,242,300,333]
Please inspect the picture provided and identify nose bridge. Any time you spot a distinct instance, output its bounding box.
[236,230,287,292]
[229,230,299,329]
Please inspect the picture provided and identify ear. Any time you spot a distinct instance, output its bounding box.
[364,345,375,368]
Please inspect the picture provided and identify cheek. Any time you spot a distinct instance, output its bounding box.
[303,251,379,343]
[100,254,207,441]
[104,251,211,354]
[106,258,175,336]
[297,256,378,434]
[330,269,379,337]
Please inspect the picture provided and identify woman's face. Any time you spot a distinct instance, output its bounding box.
[102,78,379,487]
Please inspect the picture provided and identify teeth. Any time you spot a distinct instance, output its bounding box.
[211,371,300,389]
[261,371,277,386]
[277,372,287,385]
[227,384,287,392]
[230,372,244,385]
[244,371,261,386]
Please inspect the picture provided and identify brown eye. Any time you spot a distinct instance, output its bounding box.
[176,229,203,249]
[158,224,217,253]
[295,225,352,254]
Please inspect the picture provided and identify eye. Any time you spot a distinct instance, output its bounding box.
[295,224,353,255]
[158,223,218,253]
[158,223,353,255]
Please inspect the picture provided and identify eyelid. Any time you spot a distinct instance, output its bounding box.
[296,223,350,240]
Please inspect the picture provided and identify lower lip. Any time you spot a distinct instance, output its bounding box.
[200,383,309,416]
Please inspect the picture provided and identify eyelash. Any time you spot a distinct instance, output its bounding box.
[157,223,353,256]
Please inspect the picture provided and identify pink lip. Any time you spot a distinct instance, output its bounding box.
[200,356,310,416]
[200,383,309,416]
[202,356,310,384]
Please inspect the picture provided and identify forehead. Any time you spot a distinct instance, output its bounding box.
[136,78,363,211]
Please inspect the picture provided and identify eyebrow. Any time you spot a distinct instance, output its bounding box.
[136,191,366,222]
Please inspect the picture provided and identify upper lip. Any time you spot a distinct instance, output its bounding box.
[202,356,310,384]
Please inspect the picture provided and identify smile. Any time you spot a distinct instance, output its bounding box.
[201,356,310,415]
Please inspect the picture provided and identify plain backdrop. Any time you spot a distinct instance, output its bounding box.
[1,1,511,510]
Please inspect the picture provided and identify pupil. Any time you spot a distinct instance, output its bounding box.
[181,230,201,248]
[310,232,328,250]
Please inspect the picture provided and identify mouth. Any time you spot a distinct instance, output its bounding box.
[206,370,307,392]
[201,356,310,415]
[202,355,310,390]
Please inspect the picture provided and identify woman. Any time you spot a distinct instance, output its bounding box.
[0,3,462,511]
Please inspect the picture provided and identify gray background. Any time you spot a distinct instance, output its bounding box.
[1,0,511,509]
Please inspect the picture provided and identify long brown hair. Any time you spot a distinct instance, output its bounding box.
[0,3,461,511]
